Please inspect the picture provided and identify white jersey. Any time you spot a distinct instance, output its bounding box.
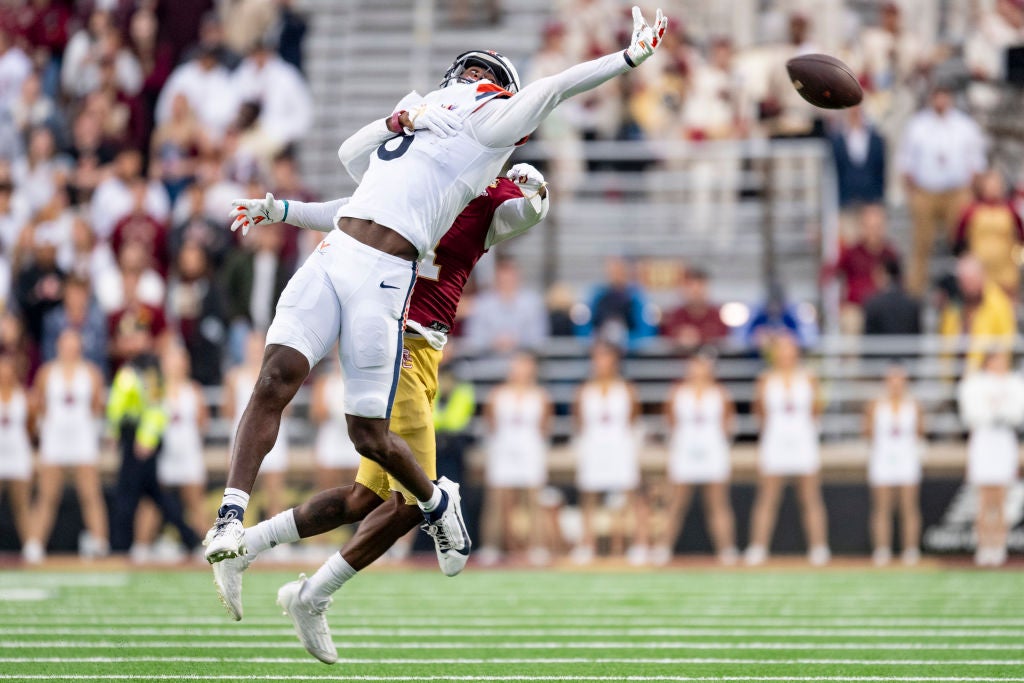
[315,373,360,469]
[39,363,99,465]
[576,381,640,492]
[337,83,517,258]
[337,51,631,258]
[959,371,1024,485]
[759,372,820,476]
[868,398,922,486]
[487,386,548,488]
[668,386,731,484]
[159,383,206,486]
[0,388,31,480]
[231,368,289,473]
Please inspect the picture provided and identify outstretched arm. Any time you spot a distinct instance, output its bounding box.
[229,193,351,235]
[485,163,550,249]
[473,7,666,148]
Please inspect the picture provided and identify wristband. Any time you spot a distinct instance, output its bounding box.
[388,110,406,134]
[281,199,289,223]
[623,50,637,68]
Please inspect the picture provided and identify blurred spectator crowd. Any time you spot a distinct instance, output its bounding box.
[0,0,312,390]
[520,0,1024,357]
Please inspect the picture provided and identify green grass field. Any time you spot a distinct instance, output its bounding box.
[1,565,1023,682]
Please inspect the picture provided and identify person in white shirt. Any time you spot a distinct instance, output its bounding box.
[572,340,647,565]
[205,9,668,626]
[89,148,170,242]
[23,330,108,564]
[231,41,313,151]
[657,352,737,566]
[864,362,924,566]
[0,353,32,555]
[61,11,142,99]
[0,28,32,111]
[898,85,987,294]
[155,46,239,143]
[745,333,830,566]
[957,350,1024,567]
[965,0,1024,113]
[480,351,553,565]
[465,256,549,353]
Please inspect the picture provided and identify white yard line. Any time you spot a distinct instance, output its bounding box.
[2,626,1022,638]
[2,656,1024,666]
[1,674,1024,682]
[4,640,1024,651]
[4,616,1024,627]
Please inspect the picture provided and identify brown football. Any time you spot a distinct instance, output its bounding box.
[785,53,863,109]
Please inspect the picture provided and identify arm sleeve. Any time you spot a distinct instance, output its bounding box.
[336,118,395,184]
[484,192,549,249]
[336,91,425,182]
[284,198,351,232]
[472,51,631,148]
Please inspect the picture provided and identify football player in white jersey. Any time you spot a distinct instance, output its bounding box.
[205,1,665,609]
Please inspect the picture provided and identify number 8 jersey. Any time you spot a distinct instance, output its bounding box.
[337,82,520,259]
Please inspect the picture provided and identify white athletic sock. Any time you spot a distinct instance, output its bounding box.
[218,488,250,520]
[417,484,443,513]
[300,552,358,611]
[244,509,299,557]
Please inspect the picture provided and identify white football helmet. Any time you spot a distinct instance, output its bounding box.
[440,50,521,93]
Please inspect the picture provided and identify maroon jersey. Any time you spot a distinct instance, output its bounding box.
[407,177,525,333]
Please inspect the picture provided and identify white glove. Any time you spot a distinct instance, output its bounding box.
[624,6,667,67]
[507,162,547,199]
[229,192,288,237]
[407,103,464,138]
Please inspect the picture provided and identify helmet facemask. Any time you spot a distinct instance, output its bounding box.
[440,50,521,94]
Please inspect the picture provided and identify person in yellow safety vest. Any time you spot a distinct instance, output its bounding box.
[108,352,201,555]
[434,361,476,495]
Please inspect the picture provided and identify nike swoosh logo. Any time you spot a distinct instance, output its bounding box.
[379,282,401,290]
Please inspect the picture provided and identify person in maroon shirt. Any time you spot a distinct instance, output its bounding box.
[212,164,550,621]
[826,203,900,334]
[107,269,167,372]
[660,267,729,350]
[110,176,169,275]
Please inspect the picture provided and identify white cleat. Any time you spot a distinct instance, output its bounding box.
[743,544,767,566]
[22,540,44,565]
[213,553,252,621]
[277,576,337,665]
[808,545,831,567]
[901,547,921,566]
[421,477,471,577]
[204,518,246,564]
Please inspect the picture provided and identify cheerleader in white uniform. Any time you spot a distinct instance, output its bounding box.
[865,363,924,566]
[573,341,647,563]
[311,359,360,492]
[157,344,208,537]
[224,331,290,518]
[24,329,107,563]
[957,350,1024,567]
[0,353,32,551]
[657,352,737,566]
[746,334,830,566]
[480,352,553,564]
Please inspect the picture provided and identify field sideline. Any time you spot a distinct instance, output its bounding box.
[1,566,1024,682]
